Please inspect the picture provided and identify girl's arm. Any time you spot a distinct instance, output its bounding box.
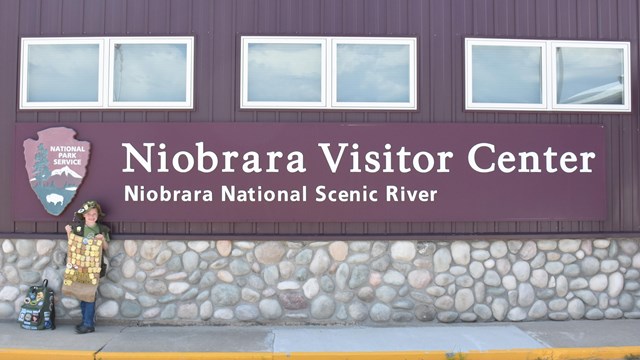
[96,231,109,251]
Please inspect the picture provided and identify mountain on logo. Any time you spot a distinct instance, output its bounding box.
[48,166,83,189]
[51,166,82,179]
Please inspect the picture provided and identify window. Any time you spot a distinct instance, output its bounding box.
[552,43,628,110]
[21,38,104,108]
[20,37,194,109]
[241,36,416,110]
[243,38,326,108]
[465,38,630,112]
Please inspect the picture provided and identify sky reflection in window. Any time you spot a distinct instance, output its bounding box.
[556,47,624,105]
[336,44,410,103]
[27,44,99,102]
[247,43,322,102]
[113,43,187,102]
[472,45,542,104]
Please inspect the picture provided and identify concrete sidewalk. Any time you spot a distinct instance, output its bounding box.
[0,320,639,359]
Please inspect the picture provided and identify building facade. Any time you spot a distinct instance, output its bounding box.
[0,0,639,324]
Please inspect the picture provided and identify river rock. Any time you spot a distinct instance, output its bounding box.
[390,242,416,262]
[311,295,336,319]
[607,272,624,298]
[255,242,286,265]
[455,288,474,312]
[568,299,585,319]
[512,261,531,282]
[433,248,452,272]
[491,298,509,321]
[451,241,471,265]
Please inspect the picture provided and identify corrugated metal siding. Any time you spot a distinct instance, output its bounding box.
[2,0,639,237]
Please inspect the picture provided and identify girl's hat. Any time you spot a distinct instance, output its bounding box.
[74,200,105,220]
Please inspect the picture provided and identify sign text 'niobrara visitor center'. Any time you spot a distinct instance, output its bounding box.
[15,123,606,222]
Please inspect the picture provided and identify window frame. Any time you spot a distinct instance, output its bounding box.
[107,37,194,109]
[20,36,194,110]
[330,37,417,110]
[465,39,548,111]
[240,36,417,110]
[20,37,106,109]
[551,40,630,112]
[465,38,631,112]
[240,37,327,109]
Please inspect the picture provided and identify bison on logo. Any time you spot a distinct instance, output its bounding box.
[23,127,91,216]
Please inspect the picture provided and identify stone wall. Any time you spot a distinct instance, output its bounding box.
[1,238,639,324]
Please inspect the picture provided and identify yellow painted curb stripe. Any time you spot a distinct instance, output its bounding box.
[550,346,640,360]
[2,346,640,360]
[464,346,640,360]
[273,351,448,359]
[274,347,640,360]
[98,352,273,360]
[0,349,95,360]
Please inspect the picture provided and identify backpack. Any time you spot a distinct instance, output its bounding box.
[17,279,56,330]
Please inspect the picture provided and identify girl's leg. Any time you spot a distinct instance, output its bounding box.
[82,301,96,327]
[77,300,96,333]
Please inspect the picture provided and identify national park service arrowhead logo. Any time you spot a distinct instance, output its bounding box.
[23,127,91,216]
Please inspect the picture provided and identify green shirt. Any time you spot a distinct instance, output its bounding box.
[83,224,110,242]
[72,223,110,243]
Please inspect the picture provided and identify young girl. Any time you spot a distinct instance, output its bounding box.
[64,200,110,334]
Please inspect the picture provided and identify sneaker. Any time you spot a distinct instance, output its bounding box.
[75,325,95,334]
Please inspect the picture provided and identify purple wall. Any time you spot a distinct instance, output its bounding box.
[1,0,639,237]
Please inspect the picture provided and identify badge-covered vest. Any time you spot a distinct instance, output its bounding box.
[70,222,110,278]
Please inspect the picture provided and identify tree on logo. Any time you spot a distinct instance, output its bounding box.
[33,143,51,184]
